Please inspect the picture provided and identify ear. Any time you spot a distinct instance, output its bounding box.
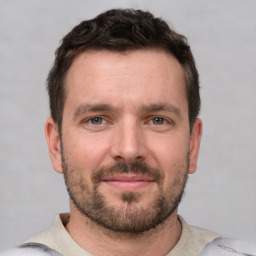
[188,118,203,174]
[45,117,63,174]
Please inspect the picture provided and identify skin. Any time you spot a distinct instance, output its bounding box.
[45,49,202,256]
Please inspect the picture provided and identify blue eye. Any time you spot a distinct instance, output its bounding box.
[152,117,165,125]
[90,117,103,125]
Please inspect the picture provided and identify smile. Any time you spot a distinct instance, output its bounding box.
[102,174,154,191]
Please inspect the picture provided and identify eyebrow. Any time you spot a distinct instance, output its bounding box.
[139,103,181,117]
[73,102,182,121]
[73,103,115,121]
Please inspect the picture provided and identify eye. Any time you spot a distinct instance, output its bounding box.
[81,116,111,131]
[89,117,104,125]
[151,117,166,125]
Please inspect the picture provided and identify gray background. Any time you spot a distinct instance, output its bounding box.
[0,0,255,251]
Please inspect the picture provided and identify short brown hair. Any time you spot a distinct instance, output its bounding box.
[47,9,200,131]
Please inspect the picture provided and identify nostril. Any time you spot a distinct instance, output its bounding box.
[114,155,125,162]
[113,154,145,164]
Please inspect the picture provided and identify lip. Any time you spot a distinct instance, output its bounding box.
[102,174,154,191]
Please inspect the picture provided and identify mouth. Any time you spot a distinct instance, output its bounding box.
[102,174,155,191]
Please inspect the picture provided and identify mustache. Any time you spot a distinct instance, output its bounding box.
[91,161,164,185]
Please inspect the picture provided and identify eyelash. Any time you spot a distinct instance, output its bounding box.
[82,116,173,128]
[83,116,107,126]
[149,116,168,125]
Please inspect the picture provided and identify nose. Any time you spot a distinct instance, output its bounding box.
[111,120,147,163]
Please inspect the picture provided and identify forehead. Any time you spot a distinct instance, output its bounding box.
[67,49,184,81]
[64,49,187,112]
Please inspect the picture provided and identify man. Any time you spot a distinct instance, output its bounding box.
[2,8,255,256]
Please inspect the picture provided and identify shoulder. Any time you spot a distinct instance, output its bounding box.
[0,243,61,256]
[199,237,256,256]
[189,224,220,242]
[26,214,69,251]
[26,225,57,250]
[169,217,221,255]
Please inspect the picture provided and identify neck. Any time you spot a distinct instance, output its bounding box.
[65,204,182,256]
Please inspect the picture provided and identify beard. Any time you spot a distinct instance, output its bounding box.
[62,154,189,235]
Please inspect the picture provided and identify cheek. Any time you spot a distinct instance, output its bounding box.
[62,131,111,173]
[146,133,189,174]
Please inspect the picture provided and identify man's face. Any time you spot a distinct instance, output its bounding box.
[47,49,202,234]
